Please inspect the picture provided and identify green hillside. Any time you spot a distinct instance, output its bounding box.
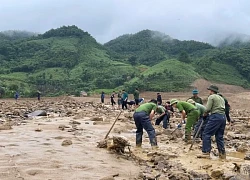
[0,26,250,97]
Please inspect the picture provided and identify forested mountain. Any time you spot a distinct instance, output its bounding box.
[0,26,249,97]
[105,30,214,66]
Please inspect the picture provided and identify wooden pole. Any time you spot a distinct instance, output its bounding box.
[104,111,122,139]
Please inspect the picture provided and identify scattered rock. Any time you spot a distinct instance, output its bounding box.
[244,153,250,160]
[26,169,44,176]
[0,125,12,130]
[28,110,47,117]
[202,164,212,170]
[236,143,249,152]
[35,128,42,132]
[61,140,72,146]
[91,117,103,121]
[211,169,224,178]
[58,124,66,130]
[71,120,81,125]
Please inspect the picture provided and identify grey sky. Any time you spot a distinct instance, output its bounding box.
[0,0,250,44]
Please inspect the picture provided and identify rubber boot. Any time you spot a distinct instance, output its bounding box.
[151,137,158,149]
[184,132,192,144]
[197,152,211,159]
[219,153,226,160]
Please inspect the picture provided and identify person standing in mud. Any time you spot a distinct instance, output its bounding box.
[133,99,158,148]
[198,85,226,159]
[101,92,105,104]
[110,91,116,109]
[133,88,140,108]
[157,93,162,105]
[14,91,19,102]
[189,89,203,104]
[117,90,122,109]
[218,93,232,125]
[37,91,41,101]
[122,90,128,110]
[170,99,199,143]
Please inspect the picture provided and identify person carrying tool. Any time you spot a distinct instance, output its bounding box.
[170,99,199,143]
[189,89,203,104]
[133,99,158,148]
[122,90,128,110]
[133,88,140,108]
[187,99,207,139]
[155,105,169,129]
[198,85,226,159]
[218,93,232,125]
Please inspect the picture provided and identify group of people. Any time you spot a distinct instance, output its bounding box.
[133,85,231,159]
[101,89,144,110]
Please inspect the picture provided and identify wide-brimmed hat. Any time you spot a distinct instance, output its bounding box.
[170,99,178,105]
[187,99,196,104]
[207,85,219,93]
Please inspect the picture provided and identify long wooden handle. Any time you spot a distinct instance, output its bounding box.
[189,119,204,150]
[104,111,122,139]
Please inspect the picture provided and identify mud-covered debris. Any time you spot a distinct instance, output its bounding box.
[91,117,103,121]
[189,170,212,179]
[70,120,81,125]
[61,139,72,146]
[97,139,108,148]
[58,124,66,130]
[236,142,249,152]
[233,163,241,173]
[168,171,191,180]
[201,164,212,170]
[244,153,250,160]
[35,128,42,132]
[107,136,130,153]
[0,125,12,130]
[211,169,224,178]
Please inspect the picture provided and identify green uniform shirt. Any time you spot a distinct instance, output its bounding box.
[122,92,128,101]
[195,103,206,116]
[133,90,139,99]
[156,105,166,114]
[135,102,157,115]
[176,101,197,114]
[206,94,225,114]
[190,96,203,105]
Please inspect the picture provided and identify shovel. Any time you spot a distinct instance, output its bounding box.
[189,119,204,150]
[104,111,122,139]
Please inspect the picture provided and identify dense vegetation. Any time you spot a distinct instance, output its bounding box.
[0,26,249,97]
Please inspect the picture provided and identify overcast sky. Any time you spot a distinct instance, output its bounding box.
[0,0,249,44]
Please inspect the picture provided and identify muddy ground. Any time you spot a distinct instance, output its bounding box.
[0,92,250,180]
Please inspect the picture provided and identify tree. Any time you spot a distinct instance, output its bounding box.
[178,51,191,63]
[128,56,137,65]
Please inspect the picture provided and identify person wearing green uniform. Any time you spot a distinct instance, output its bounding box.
[170,99,199,143]
[198,85,226,159]
[189,89,203,104]
[133,88,140,107]
[133,99,158,148]
[155,105,169,129]
[122,90,128,110]
[187,99,207,139]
